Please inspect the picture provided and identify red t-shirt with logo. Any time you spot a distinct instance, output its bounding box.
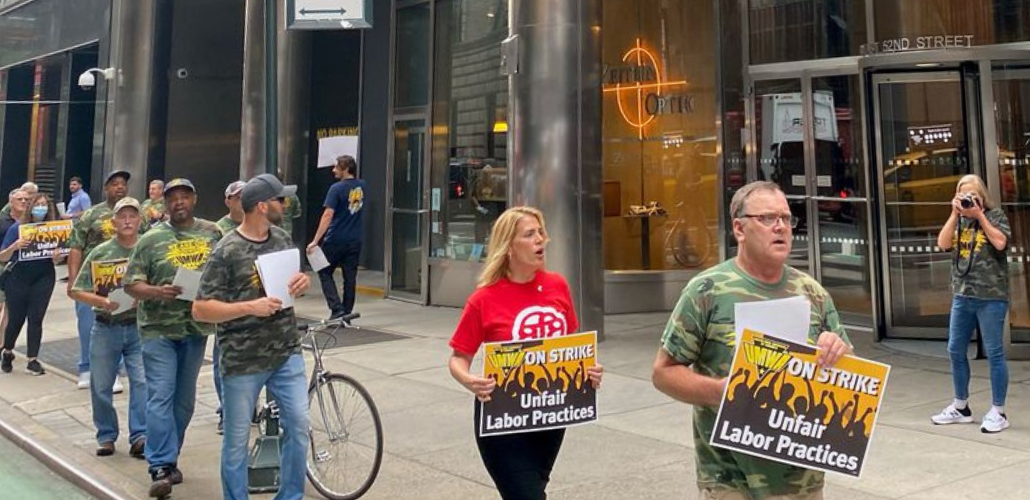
[449,270,579,356]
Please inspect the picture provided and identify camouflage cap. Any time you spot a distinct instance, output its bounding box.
[224,180,246,197]
[113,196,142,213]
[164,178,196,197]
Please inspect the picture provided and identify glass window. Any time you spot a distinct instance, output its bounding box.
[394,4,431,108]
[602,0,720,271]
[813,76,866,198]
[749,0,867,64]
[874,0,1030,47]
[429,0,508,262]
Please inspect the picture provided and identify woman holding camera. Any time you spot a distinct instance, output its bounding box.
[931,174,1012,433]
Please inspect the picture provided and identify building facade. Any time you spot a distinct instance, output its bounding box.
[1,0,1029,350]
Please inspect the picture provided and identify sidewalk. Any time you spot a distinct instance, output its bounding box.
[2,269,1030,499]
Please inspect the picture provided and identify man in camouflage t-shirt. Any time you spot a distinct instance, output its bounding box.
[193,173,311,499]
[277,192,302,236]
[141,179,167,228]
[69,197,148,459]
[124,178,223,498]
[68,170,131,388]
[216,180,246,236]
[653,182,852,500]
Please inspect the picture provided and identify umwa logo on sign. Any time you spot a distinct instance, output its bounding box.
[602,38,694,139]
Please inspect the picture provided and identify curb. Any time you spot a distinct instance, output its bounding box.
[0,412,135,500]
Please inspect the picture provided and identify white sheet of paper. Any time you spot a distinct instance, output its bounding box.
[307,246,331,272]
[734,296,811,345]
[172,267,203,302]
[107,288,134,315]
[256,248,301,309]
[316,135,359,168]
[56,202,67,216]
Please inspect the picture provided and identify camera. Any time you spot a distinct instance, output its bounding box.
[959,193,979,209]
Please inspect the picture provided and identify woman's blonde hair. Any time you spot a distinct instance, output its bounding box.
[478,206,548,287]
[956,174,994,209]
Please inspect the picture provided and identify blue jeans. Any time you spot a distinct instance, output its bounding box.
[221,354,309,500]
[213,340,223,411]
[142,335,208,473]
[948,296,1009,407]
[90,321,147,446]
[76,302,95,373]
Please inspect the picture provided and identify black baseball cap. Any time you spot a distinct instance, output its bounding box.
[163,178,196,196]
[105,170,132,185]
[241,174,297,211]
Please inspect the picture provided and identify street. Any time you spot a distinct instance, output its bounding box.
[0,433,95,500]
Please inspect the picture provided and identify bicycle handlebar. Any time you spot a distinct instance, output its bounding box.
[299,312,361,332]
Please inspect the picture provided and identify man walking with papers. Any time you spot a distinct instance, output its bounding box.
[193,173,311,500]
[69,197,147,459]
[307,155,365,320]
[68,170,131,390]
[652,181,852,500]
[124,178,222,498]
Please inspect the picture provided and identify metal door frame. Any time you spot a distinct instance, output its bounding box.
[747,62,879,329]
[385,113,431,304]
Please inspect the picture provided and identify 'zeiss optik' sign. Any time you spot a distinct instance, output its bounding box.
[602,39,695,139]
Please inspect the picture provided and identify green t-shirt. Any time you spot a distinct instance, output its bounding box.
[276,193,302,235]
[660,259,850,499]
[216,215,241,235]
[124,219,223,340]
[71,239,136,322]
[197,226,300,377]
[141,199,167,227]
[0,203,10,220]
[69,202,117,257]
[951,208,1011,300]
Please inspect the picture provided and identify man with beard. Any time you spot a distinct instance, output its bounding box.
[194,174,310,500]
[124,178,223,498]
[63,176,93,220]
[68,170,131,390]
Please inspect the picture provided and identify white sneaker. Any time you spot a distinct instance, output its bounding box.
[981,409,1010,434]
[931,403,974,425]
[78,372,91,390]
[112,378,124,394]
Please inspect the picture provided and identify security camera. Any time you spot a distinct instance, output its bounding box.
[175,68,189,79]
[78,67,117,89]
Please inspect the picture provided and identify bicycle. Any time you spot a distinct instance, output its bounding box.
[300,313,384,500]
[663,201,714,268]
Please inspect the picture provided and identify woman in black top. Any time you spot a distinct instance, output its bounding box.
[0,192,60,375]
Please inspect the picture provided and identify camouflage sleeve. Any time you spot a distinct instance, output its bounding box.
[124,236,151,286]
[68,208,90,250]
[71,251,96,293]
[291,194,302,219]
[989,208,1012,242]
[196,240,233,302]
[812,283,850,346]
[660,281,709,366]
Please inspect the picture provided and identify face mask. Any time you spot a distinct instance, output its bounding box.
[31,206,48,220]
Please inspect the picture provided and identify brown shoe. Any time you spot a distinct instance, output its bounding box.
[96,442,115,457]
[129,438,146,460]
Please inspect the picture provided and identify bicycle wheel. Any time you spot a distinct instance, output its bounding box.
[306,373,384,500]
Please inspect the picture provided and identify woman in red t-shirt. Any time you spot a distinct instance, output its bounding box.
[448,206,603,500]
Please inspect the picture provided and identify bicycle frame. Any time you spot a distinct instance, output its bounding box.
[305,325,349,455]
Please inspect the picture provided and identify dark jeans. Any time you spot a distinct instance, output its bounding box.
[2,264,55,358]
[318,241,361,315]
[474,404,565,500]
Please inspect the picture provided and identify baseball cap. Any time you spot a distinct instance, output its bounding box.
[114,196,142,214]
[224,180,246,197]
[241,174,297,212]
[163,178,196,196]
[105,170,132,185]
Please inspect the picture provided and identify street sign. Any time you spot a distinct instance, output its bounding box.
[286,0,373,30]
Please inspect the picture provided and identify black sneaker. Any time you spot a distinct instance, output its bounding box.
[328,309,347,321]
[1,350,13,373]
[25,359,45,376]
[169,467,184,485]
[148,468,173,498]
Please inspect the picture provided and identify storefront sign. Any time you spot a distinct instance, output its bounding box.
[603,38,694,139]
[286,0,372,30]
[862,35,974,55]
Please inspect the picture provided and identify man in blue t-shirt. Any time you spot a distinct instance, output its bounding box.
[307,155,366,319]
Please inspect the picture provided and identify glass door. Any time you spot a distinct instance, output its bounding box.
[873,72,977,337]
[992,64,1030,343]
[387,117,429,302]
